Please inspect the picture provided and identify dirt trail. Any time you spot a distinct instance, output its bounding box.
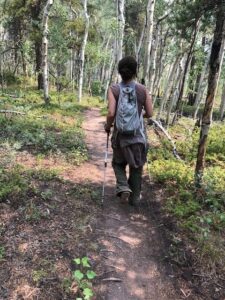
[83,108,183,300]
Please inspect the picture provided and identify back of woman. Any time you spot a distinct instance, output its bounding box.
[104,56,153,206]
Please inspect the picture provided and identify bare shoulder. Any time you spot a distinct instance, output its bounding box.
[135,82,147,91]
[110,83,120,99]
[110,83,119,89]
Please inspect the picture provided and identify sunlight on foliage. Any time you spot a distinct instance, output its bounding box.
[148,117,225,267]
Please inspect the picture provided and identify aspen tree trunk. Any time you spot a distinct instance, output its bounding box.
[101,36,111,85]
[42,0,53,104]
[195,5,225,184]
[194,37,224,119]
[0,25,5,92]
[187,55,196,105]
[78,0,89,102]
[20,49,28,77]
[193,84,207,120]
[219,81,225,120]
[117,0,125,63]
[148,25,159,94]
[189,37,206,105]
[193,49,211,119]
[104,49,115,102]
[0,53,4,92]
[136,21,146,66]
[157,55,181,120]
[35,40,44,89]
[166,57,184,126]
[172,20,200,123]
[192,73,201,103]
[166,73,182,126]
[143,0,155,87]
[29,0,44,89]
[69,5,74,89]
[152,29,169,101]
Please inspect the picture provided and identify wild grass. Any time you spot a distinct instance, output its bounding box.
[0,88,103,165]
[147,117,225,270]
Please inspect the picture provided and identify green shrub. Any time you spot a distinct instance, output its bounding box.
[149,159,193,187]
[203,166,225,210]
[148,119,225,235]
[0,71,21,85]
[0,114,87,164]
[91,80,103,96]
[167,198,200,218]
[206,124,225,158]
[182,104,221,120]
[0,166,28,202]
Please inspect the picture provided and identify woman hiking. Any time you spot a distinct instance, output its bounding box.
[104,56,153,206]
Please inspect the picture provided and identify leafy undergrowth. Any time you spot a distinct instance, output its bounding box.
[0,87,104,299]
[0,162,101,299]
[0,89,94,165]
[147,118,225,298]
[0,89,102,164]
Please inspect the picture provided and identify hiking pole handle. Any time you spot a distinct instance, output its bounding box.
[104,132,109,166]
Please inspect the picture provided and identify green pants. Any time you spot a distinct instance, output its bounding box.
[112,160,143,202]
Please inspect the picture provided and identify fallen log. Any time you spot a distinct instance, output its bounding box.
[0,110,25,115]
[148,118,182,160]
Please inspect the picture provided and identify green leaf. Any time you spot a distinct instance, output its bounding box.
[205,217,212,224]
[83,288,93,300]
[86,270,96,280]
[220,214,225,221]
[81,257,90,268]
[76,298,83,300]
[74,258,81,265]
[73,270,84,281]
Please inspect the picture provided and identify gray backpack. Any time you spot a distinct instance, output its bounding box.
[115,82,144,137]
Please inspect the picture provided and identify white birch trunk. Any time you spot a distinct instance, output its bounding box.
[117,0,125,63]
[157,54,181,120]
[219,81,225,120]
[42,0,53,104]
[0,25,5,91]
[69,6,74,85]
[166,58,185,125]
[78,0,89,102]
[143,0,155,87]
[193,50,210,119]
[194,38,224,119]
[101,36,111,85]
[148,25,159,94]
[136,21,146,65]
[152,29,170,101]
[104,49,115,102]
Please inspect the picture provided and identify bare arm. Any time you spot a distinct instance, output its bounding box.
[105,87,116,131]
[143,89,153,118]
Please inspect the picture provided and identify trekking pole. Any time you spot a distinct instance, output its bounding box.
[102,132,110,205]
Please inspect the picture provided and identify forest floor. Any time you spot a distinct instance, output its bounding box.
[81,108,211,300]
[0,104,224,299]
[84,108,185,300]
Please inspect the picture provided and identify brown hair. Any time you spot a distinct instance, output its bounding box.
[118,56,137,81]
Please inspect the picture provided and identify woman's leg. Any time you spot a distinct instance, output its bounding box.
[112,161,132,196]
[112,148,132,196]
[128,166,143,205]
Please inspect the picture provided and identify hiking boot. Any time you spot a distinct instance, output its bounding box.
[129,198,139,207]
[129,195,141,207]
[120,191,130,204]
